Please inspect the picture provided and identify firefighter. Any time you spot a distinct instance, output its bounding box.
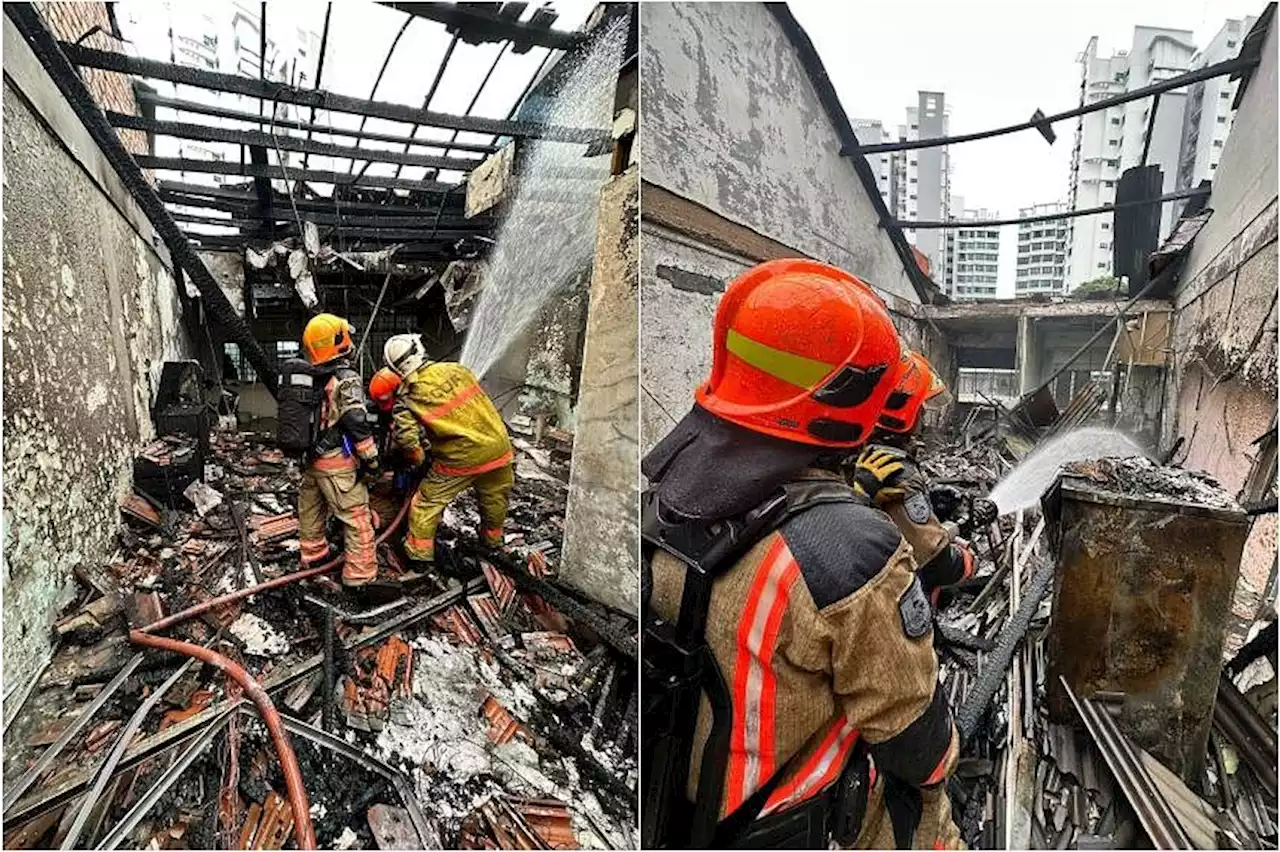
[366,367,406,534]
[382,334,514,570]
[297,313,381,587]
[642,259,962,849]
[851,351,989,609]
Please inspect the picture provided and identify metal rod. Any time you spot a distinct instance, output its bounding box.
[391,33,459,180]
[322,605,336,733]
[355,273,395,360]
[62,41,606,143]
[60,657,199,849]
[347,17,413,177]
[858,54,1258,155]
[109,113,482,172]
[1139,94,1161,168]
[897,186,1210,230]
[95,707,237,851]
[128,632,316,849]
[6,4,280,392]
[137,92,498,154]
[2,654,144,813]
[167,206,489,231]
[134,155,457,193]
[300,2,333,172]
[381,2,584,51]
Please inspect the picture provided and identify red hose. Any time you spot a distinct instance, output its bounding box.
[141,494,413,635]
[130,630,318,850]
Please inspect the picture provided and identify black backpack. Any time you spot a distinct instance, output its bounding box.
[276,359,325,458]
[641,478,863,849]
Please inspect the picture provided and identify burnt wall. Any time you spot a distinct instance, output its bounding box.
[2,20,194,687]
[1162,18,1278,649]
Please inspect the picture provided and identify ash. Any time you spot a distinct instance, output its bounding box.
[1064,456,1243,512]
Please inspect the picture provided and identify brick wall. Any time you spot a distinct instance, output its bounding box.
[34,2,147,155]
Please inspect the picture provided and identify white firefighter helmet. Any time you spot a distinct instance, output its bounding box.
[384,334,427,378]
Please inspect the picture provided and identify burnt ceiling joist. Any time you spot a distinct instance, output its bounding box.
[62,42,607,143]
[156,181,475,220]
[134,156,460,194]
[164,201,490,232]
[109,113,485,172]
[170,212,487,239]
[135,92,500,156]
[380,2,583,52]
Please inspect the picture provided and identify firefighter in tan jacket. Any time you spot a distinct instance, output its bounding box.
[852,351,977,609]
[382,334,514,567]
[642,260,962,848]
[298,314,381,587]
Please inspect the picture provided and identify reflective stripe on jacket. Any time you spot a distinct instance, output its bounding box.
[390,362,512,476]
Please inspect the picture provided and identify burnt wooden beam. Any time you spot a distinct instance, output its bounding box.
[381,2,580,52]
[136,91,499,155]
[166,205,491,231]
[63,42,605,143]
[109,113,484,172]
[136,156,459,193]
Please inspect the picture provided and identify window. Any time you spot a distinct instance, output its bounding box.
[1098,262,1108,269]
[1104,180,1116,188]
[223,343,257,383]
[1221,90,1231,98]
[1108,139,1119,146]
[1218,115,1228,123]
[1110,117,1121,125]
[1213,139,1224,147]
[1227,40,1237,48]
[1101,222,1110,230]
[277,341,300,360]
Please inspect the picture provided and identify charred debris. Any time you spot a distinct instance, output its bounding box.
[917,409,1277,850]
[2,419,637,850]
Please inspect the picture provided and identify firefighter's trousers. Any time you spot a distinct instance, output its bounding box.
[299,456,377,586]
[403,463,514,561]
[852,775,965,850]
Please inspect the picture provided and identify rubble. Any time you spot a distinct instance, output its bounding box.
[1063,456,1243,512]
[1,422,636,850]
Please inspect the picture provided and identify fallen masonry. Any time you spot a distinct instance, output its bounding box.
[1,425,637,850]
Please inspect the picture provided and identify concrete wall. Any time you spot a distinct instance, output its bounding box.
[640,3,919,306]
[3,15,194,687]
[640,2,926,450]
[561,170,639,615]
[1162,18,1278,640]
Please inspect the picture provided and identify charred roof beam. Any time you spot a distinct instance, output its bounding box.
[381,2,582,53]
[108,113,484,172]
[63,41,607,143]
[136,92,498,155]
[136,156,459,193]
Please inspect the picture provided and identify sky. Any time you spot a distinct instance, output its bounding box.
[790,0,1264,295]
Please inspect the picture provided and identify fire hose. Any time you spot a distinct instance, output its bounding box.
[129,493,414,849]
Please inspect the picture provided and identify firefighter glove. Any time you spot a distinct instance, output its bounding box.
[852,446,908,506]
[972,498,998,529]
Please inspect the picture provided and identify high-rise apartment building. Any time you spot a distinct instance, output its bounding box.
[1175,17,1256,201]
[1015,203,1070,296]
[1065,28,1194,290]
[892,92,951,282]
[942,198,1000,300]
[852,118,892,208]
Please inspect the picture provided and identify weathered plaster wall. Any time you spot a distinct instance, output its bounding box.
[1162,19,1278,639]
[2,46,193,687]
[561,169,639,615]
[640,2,919,305]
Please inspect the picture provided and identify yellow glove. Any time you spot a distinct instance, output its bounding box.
[852,446,908,506]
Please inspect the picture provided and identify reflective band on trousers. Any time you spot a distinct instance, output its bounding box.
[726,535,801,813]
[311,453,357,473]
[405,535,435,553]
[725,328,837,390]
[433,450,514,478]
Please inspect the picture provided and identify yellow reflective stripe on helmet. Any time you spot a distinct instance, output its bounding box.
[725,328,837,389]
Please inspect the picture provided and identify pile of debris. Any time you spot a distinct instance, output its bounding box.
[2,423,636,850]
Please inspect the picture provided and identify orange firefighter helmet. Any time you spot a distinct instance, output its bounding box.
[302,313,354,365]
[695,258,903,448]
[368,367,401,412]
[878,350,951,433]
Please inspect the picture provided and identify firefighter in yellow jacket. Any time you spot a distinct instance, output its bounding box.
[298,314,381,587]
[382,334,514,568]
